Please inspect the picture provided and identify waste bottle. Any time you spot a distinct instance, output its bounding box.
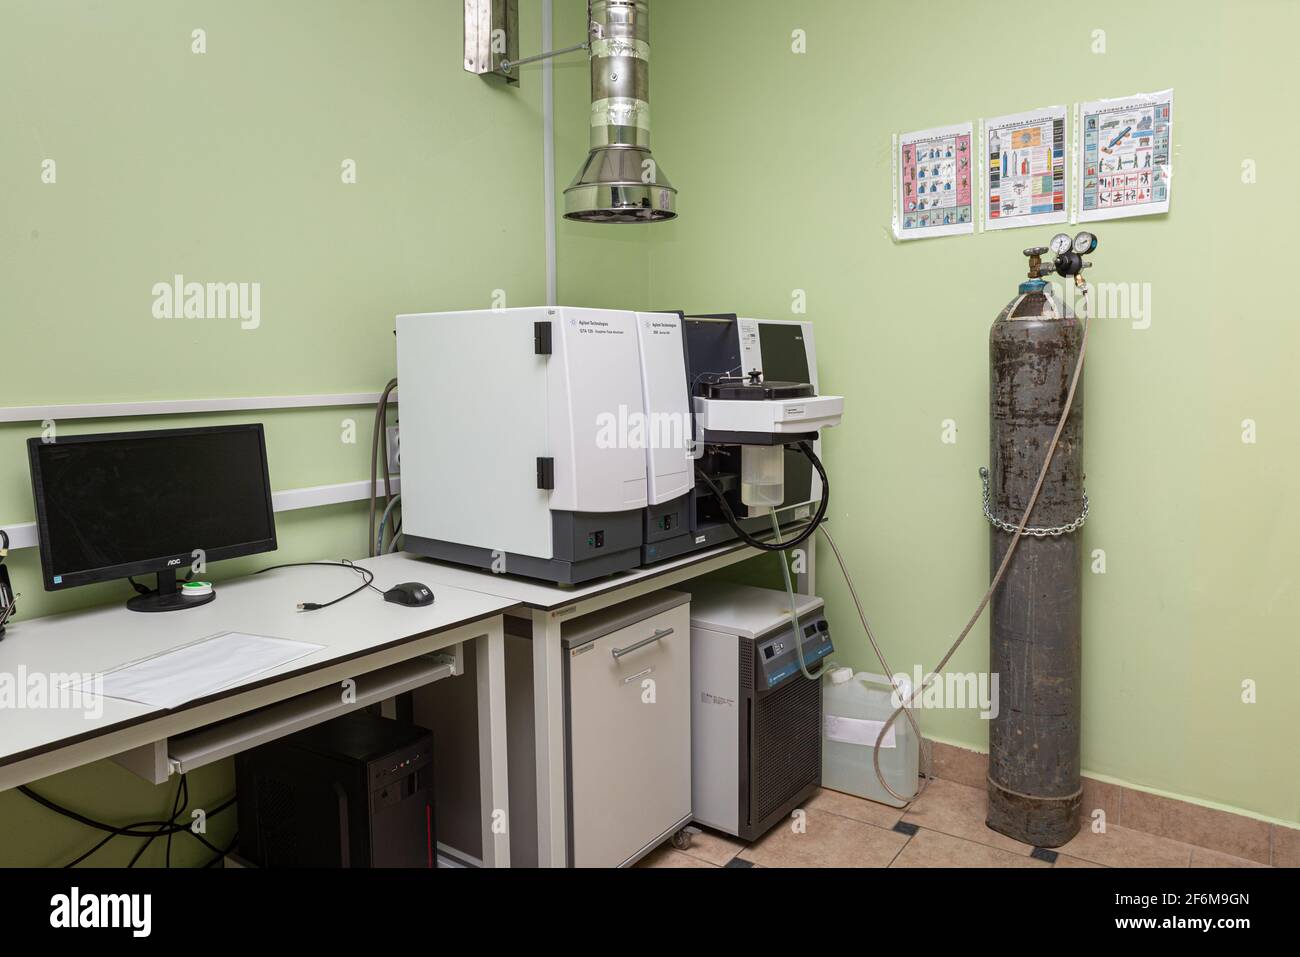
[821,668,919,807]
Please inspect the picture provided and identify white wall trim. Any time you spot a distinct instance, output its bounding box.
[0,392,395,425]
[0,477,400,552]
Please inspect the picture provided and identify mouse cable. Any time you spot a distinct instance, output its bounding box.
[253,558,379,611]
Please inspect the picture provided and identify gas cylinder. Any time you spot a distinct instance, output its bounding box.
[985,238,1093,848]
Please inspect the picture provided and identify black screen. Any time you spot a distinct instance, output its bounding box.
[30,426,276,587]
[757,322,812,385]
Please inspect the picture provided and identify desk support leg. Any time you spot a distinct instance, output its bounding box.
[532,609,567,867]
[476,619,511,868]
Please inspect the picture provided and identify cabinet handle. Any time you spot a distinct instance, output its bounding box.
[611,627,673,660]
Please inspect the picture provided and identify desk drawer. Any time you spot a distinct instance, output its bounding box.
[565,598,691,868]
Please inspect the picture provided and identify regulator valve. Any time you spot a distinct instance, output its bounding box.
[1024,232,1098,280]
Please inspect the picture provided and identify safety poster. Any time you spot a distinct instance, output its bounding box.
[893,122,975,240]
[981,106,1068,231]
[1076,89,1174,222]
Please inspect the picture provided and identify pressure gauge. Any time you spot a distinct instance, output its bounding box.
[1049,233,1072,255]
[1072,231,1098,255]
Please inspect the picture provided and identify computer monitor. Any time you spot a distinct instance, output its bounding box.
[27,424,277,613]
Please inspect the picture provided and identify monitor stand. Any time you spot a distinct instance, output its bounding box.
[126,568,216,613]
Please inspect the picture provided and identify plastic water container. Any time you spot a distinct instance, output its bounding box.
[822,668,919,807]
[740,444,784,507]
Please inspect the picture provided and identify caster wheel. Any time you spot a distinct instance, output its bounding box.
[671,829,691,851]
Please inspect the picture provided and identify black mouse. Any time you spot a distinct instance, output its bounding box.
[384,582,435,607]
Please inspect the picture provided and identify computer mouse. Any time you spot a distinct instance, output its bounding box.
[383,582,435,607]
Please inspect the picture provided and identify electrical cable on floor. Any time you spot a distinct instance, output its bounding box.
[203,834,239,868]
[19,779,236,867]
[127,776,186,868]
[864,284,1094,804]
[165,774,188,867]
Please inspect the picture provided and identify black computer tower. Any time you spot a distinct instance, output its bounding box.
[236,710,435,868]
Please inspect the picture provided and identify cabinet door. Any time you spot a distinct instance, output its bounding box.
[568,605,692,867]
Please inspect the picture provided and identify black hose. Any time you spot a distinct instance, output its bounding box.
[694,440,829,552]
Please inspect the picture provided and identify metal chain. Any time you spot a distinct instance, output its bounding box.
[979,466,1089,538]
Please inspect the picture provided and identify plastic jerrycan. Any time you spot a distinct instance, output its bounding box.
[822,668,920,808]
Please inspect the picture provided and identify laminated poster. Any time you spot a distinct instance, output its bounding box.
[981,106,1068,231]
[894,122,975,240]
[1076,89,1174,222]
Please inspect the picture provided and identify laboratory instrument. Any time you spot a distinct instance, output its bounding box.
[688,581,832,841]
[394,307,841,584]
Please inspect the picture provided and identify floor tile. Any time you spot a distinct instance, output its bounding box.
[807,786,906,829]
[890,828,1049,868]
[901,778,1036,855]
[1056,823,1192,868]
[1189,846,1268,868]
[739,808,908,868]
[1054,854,1104,868]
[1121,789,1270,864]
[636,846,717,869]
[677,828,746,866]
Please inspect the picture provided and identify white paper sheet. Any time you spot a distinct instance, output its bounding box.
[73,632,325,710]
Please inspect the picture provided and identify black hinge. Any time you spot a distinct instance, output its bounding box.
[536,457,555,490]
[534,321,552,355]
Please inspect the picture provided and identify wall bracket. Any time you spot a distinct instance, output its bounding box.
[464,0,520,86]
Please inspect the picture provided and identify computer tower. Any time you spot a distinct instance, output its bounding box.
[689,582,833,841]
[236,710,435,868]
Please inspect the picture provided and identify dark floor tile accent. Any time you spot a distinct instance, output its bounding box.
[724,858,754,869]
[1031,847,1059,864]
[893,821,920,836]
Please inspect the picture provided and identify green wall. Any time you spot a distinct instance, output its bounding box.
[0,0,546,865]
[1,0,1294,868]
[612,0,1297,824]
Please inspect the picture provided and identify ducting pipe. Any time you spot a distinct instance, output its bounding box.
[564,0,676,223]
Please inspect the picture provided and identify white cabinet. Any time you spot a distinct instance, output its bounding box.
[563,591,692,867]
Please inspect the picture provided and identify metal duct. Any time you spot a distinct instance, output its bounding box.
[564,0,676,223]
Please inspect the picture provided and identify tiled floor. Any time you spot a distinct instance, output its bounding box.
[639,780,1272,869]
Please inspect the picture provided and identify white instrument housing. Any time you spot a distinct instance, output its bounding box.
[694,393,844,438]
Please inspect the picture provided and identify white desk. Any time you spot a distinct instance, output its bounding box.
[393,537,810,867]
[0,554,520,867]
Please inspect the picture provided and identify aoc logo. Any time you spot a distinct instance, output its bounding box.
[49,887,151,938]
